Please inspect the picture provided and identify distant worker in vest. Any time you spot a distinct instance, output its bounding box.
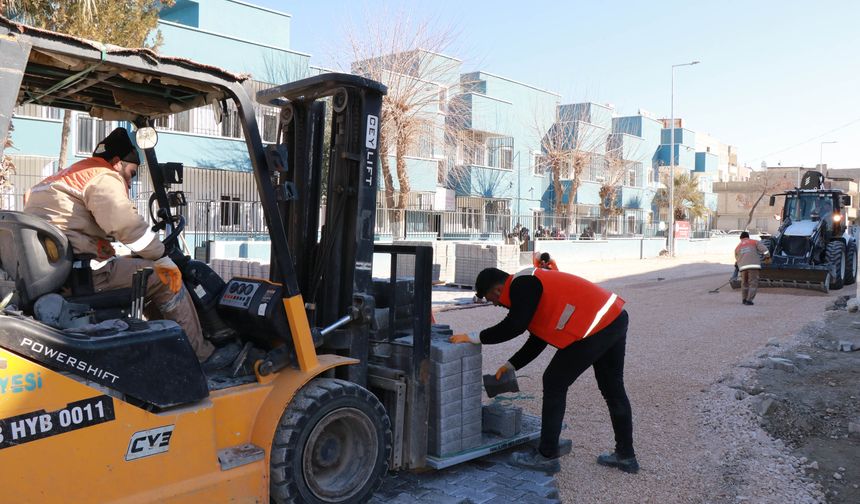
[23,127,239,370]
[735,231,770,306]
[449,267,637,474]
[532,251,559,271]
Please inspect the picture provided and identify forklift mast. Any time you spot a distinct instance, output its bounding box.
[258,75,386,385]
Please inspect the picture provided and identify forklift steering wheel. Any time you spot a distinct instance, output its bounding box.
[153,214,185,255]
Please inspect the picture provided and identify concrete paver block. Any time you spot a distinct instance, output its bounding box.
[482,404,523,438]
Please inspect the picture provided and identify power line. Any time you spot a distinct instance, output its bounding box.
[746,116,860,164]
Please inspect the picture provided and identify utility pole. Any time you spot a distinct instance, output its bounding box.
[819,140,837,179]
[668,60,700,256]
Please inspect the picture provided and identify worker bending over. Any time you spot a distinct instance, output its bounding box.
[450,267,637,474]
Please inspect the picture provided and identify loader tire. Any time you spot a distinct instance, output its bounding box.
[826,241,846,290]
[845,241,857,285]
[270,378,391,504]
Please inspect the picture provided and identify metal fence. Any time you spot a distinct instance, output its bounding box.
[1,190,714,245]
[374,208,677,241]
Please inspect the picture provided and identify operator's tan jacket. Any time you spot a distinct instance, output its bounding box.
[735,238,769,271]
[23,157,164,265]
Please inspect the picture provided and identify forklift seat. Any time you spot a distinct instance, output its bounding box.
[0,211,72,310]
[0,211,130,316]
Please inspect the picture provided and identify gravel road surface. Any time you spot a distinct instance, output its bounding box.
[435,254,837,504]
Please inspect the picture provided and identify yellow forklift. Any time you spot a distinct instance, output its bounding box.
[0,16,537,503]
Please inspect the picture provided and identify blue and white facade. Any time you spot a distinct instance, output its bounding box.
[5,0,736,238]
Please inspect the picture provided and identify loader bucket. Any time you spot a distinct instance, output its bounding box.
[759,264,830,292]
[731,264,830,293]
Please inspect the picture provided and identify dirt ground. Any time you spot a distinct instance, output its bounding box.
[435,254,854,503]
[744,303,860,503]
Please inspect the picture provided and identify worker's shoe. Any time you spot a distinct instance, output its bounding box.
[596,452,640,474]
[202,341,243,372]
[510,448,561,474]
[743,299,754,306]
[530,438,572,457]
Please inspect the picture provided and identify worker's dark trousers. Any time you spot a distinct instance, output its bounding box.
[538,310,634,459]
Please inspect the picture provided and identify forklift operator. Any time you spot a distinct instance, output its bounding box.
[23,127,237,370]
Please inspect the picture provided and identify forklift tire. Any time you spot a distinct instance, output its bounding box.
[826,241,846,290]
[845,242,857,285]
[270,378,391,504]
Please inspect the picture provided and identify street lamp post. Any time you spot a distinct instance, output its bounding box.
[668,60,700,257]
[819,140,837,179]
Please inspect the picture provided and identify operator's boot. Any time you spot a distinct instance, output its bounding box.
[596,452,640,474]
[202,341,243,372]
[530,438,572,457]
[510,448,561,474]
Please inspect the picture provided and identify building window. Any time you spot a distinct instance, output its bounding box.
[154,115,172,130]
[175,110,191,132]
[532,152,545,175]
[486,137,514,170]
[220,195,240,226]
[501,146,513,170]
[221,108,241,139]
[76,115,115,155]
[14,104,62,120]
[261,110,278,143]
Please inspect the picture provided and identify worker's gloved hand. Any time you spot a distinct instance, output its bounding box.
[154,257,182,293]
[764,256,772,264]
[495,361,515,380]
[450,332,480,344]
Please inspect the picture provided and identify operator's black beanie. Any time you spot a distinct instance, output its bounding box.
[475,267,510,298]
[92,127,140,164]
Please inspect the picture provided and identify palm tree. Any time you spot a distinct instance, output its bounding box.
[654,172,708,221]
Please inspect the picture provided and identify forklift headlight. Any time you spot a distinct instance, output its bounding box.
[834,213,842,223]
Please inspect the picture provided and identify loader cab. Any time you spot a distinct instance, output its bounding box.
[780,191,846,238]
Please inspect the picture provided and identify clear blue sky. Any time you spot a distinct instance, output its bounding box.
[257,0,860,170]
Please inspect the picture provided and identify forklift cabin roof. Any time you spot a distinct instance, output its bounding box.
[0,14,249,131]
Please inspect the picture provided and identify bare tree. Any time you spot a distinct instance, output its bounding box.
[600,135,643,219]
[1,123,14,200]
[533,103,607,232]
[343,11,460,238]
[2,0,173,170]
[737,170,795,230]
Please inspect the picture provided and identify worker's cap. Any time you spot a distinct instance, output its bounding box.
[93,127,140,164]
[474,267,509,298]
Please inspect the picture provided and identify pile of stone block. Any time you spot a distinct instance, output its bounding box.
[388,324,483,457]
[209,258,270,281]
[392,241,456,284]
[454,243,521,287]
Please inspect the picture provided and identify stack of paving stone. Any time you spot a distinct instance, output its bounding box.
[208,258,270,281]
[454,243,521,287]
[388,324,483,457]
[392,241,456,284]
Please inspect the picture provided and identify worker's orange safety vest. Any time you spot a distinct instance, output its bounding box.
[498,268,625,348]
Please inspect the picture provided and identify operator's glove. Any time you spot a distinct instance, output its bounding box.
[495,361,515,380]
[764,256,772,264]
[450,332,481,344]
[154,257,182,293]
